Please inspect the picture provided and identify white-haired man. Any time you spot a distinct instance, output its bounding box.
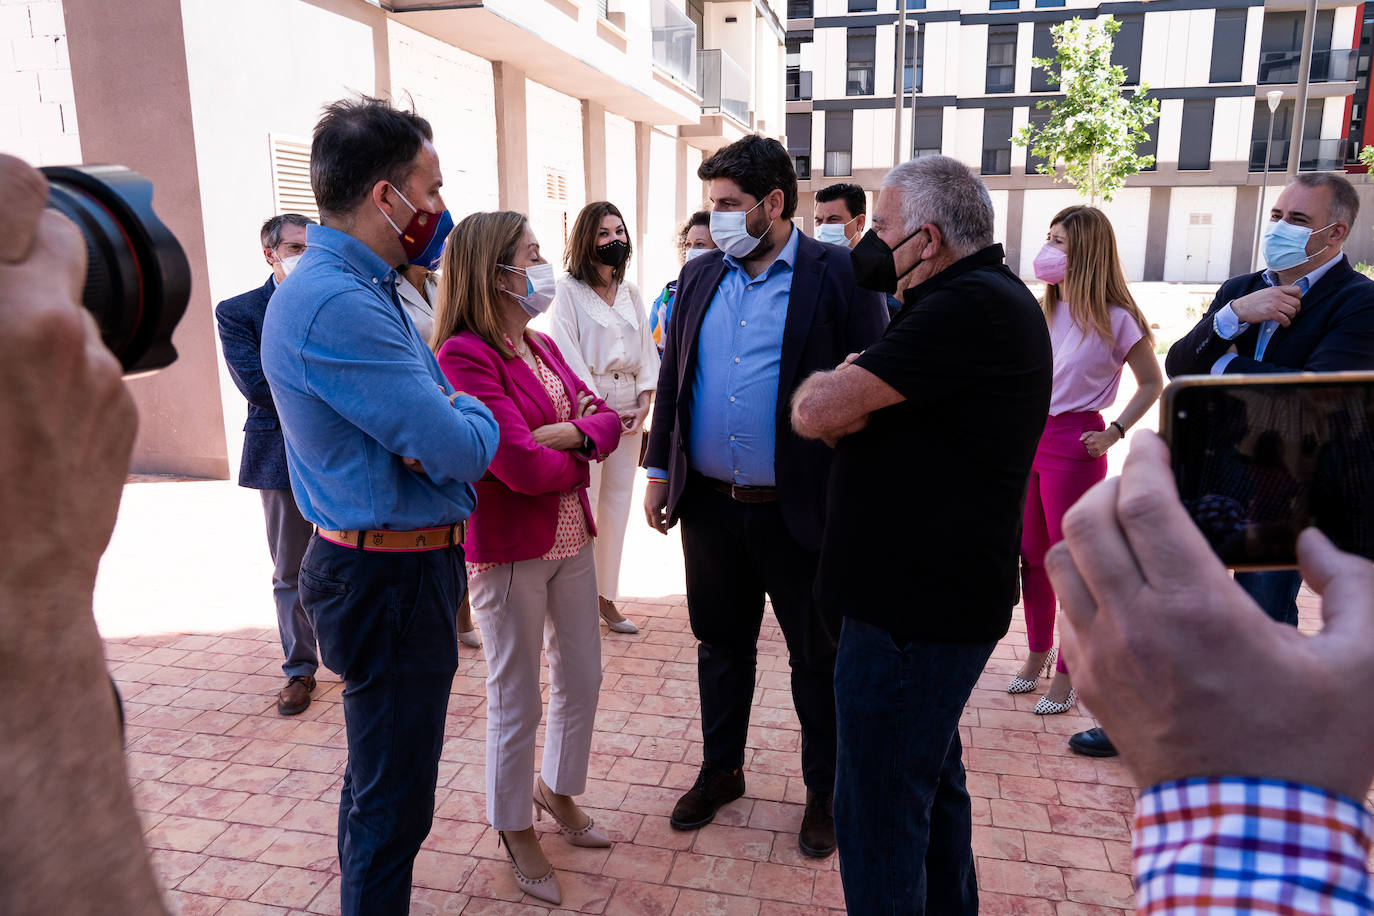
[792,155,1052,914]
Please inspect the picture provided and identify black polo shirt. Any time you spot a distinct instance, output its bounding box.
[815,244,1053,645]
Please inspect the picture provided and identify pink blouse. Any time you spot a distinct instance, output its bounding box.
[1047,302,1145,416]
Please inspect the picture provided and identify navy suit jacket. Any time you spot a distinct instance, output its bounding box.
[644,232,889,552]
[215,276,290,489]
[1166,256,1374,377]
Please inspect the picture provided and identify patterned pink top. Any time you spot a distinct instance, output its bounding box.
[466,346,591,580]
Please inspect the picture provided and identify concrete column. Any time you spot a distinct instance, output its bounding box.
[635,120,652,293]
[1232,185,1260,277]
[493,61,529,214]
[63,0,228,478]
[1144,187,1172,281]
[676,139,690,227]
[1003,189,1024,276]
[582,100,606,203]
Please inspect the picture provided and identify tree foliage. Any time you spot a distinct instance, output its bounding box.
[1013,16,1160,204]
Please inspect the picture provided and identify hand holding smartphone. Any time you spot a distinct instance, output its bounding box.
[1161,372,1374,569]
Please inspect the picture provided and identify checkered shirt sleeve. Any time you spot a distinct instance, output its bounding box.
[1134,777,1374,915]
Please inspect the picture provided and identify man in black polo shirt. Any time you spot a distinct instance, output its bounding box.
[792,155,1052,915]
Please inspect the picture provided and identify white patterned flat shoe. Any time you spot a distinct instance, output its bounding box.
[1033,688,1076,716]
[1007,648,1056,694]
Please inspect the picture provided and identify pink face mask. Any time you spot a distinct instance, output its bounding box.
[1033,244,1068,285]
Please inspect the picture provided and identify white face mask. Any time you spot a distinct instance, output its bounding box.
[500,262,556,317]
[684,247,710,262]
[279,254,303,278]
[710,197,774,258]
[815,220,855,246]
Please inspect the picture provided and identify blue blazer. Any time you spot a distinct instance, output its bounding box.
[1166,256,1374,376]
[644,233,889,552]
[216,276,290,489]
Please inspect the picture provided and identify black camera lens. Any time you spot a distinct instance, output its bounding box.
[40,165,190,376]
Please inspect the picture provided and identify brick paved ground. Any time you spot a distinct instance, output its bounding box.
[112,590,1156,916]
[98,470,1361,915]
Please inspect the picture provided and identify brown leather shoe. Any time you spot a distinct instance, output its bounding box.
[670,763,745,830]
[277,675,315,716]
[798,789,836,858]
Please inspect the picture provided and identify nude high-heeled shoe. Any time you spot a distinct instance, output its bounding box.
[497,830,561,905]
[533,779,611,847]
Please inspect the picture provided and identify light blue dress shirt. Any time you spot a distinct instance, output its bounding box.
[674,227,800,486]
[1211,255,1343,372]
[261,224,499,531]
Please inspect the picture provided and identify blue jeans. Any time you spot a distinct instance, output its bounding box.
[834,617,996,916]
[298,535,464,916]
[1235,570,1302,627]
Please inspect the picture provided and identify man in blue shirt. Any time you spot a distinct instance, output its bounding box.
[261,97,498,916]
[643,135,888,858]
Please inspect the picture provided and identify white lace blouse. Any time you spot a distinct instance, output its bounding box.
[548,275,660,400]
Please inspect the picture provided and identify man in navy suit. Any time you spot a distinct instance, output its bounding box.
[1070,172,1374,760]
[215,213,320,715]
[643,135,888,857]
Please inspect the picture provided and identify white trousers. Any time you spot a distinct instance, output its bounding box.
[588,371,641,601]
[469,544,602,829]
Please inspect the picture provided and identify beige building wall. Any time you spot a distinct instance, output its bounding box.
[0,0,79,165]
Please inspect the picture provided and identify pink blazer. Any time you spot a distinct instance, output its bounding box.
[436,329,623,564]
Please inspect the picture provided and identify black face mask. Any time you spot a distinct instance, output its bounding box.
[850,227,924,294]
[595,239,629,268]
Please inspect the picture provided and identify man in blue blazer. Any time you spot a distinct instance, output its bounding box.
[215,213,319,715]
[643,135,888,857]
[1071,172,1374,760]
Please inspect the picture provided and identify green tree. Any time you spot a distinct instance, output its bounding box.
[1013,16,1160,204]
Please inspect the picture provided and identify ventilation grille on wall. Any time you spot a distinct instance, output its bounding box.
[1188,212,1213,226]
[544,168,569,203]
[270,135,320,222]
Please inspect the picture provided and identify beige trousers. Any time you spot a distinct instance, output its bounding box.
[588,371,641,601]
[468,544,602,829]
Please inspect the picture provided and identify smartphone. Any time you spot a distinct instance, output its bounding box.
[1161,372,1374,569]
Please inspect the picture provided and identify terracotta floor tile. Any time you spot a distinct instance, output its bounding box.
[248,867,332,908]
[670,888,760,916]
[178,857,277,900]
[605,879,679,916]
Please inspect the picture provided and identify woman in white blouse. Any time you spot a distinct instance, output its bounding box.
[550,202,660,634]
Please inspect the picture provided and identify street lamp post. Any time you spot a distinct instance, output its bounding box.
[1254,89,1284,271]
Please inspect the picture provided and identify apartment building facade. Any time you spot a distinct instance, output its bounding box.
[1,0,784,478]
[785,0,1374,283]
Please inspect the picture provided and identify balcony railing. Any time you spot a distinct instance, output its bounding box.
[786,68,813,101]
[651,0,698,88]
[792,154,811,180]
[698,48,750,125]
[787,0,813,18]
[1249,137,1353,172]
[1257,47,1358,85]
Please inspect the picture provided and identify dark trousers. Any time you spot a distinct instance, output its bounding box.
[1235,570,1302,627]
[677,477,837,789]
[297,535,464,916]
[259,488,318,678]
[834,617,996,916]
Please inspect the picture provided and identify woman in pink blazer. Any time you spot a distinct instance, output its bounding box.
[432,211,623,907]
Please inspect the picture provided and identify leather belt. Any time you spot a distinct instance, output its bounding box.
[697,473,778,504]
[317,523,465,552]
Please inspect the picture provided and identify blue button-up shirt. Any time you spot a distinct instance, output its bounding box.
[1211,254,1343,372]
[684,227,800,486]
[261,224,498,531]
